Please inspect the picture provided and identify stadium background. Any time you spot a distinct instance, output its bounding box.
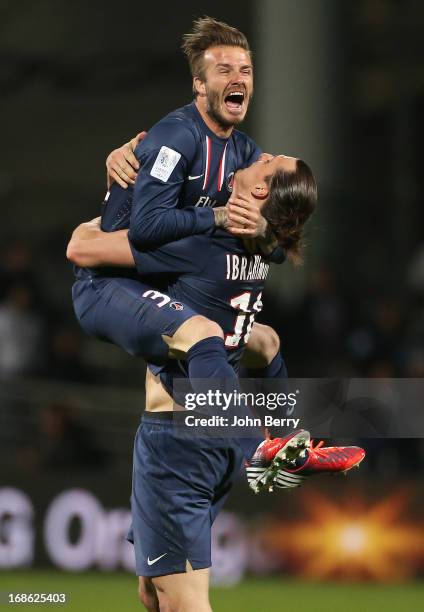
[0,1,423,610]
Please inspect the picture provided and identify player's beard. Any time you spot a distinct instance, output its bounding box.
[205,85,247,130]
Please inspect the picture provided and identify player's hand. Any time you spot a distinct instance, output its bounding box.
[226,194,268,237]
[106,131,147,189]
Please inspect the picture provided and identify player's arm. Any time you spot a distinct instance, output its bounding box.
[66,218,202,275]
[66,218,135,268]
[108,127,264,249]
[106,137,233,239]
[129,234,208,276]
[128,120,215,250]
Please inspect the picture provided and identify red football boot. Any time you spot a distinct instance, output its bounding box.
[274,440,366,488]
[246,430,310,493]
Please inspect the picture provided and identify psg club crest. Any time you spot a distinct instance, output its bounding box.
[170,301,184,311]
[226,172,235,193]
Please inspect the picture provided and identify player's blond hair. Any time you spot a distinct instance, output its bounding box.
[182,16,251,96]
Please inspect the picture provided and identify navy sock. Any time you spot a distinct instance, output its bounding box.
[186,337,263,460]
[247,351,288,379]
[187,336,235,380]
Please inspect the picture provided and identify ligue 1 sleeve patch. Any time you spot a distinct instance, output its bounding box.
[150,146,181,182]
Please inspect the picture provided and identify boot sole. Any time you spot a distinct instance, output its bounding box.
[249,430,311,493]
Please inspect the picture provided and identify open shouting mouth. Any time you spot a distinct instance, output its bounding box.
[224,90,246,114]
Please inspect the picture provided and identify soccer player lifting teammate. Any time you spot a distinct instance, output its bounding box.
[67,16,365,611]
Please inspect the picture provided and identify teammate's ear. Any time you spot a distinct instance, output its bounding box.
[251,183,269,200]
[194,77,206,97]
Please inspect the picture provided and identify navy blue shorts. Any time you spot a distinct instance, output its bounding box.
[72,276,196,366]
[127,412,244,577]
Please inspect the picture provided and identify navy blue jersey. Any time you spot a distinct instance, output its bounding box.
[129,229,269,365]
[101,102,261,247]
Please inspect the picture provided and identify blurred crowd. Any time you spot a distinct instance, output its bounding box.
[0,238,93,384]
[14,401,110,472]
[263,258,424,379]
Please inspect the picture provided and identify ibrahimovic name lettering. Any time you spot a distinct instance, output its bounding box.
[226,254,269,281]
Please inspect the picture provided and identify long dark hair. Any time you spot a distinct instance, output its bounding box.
[261,159,317,265]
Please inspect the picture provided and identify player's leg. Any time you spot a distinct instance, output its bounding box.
[73,276,266,461]
[73,276,281,399]
[164,318,268,461]
[72,276,198,365]
[129,371,223,610]
[243,322,288,378]
[152,568,211,612]
[241,325,366,490]
[134,376,161,611]
[138,576,159,611]
[164,314,224,358]
[134,373,210,611]
[241,323,365,488]
[152,311,313,484]
[242,322,280,368]
[166,317,286,377]
[142,370,229,612]
[73,277,308,480]
[73,276,229,369]
[153,396,245,612]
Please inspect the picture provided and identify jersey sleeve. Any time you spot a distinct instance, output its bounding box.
[128,234,210,277]
[128,118,215,250]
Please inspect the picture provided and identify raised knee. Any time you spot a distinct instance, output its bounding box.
[251,324,280,364]
[192,316,224,342]
[263,325,280,358]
